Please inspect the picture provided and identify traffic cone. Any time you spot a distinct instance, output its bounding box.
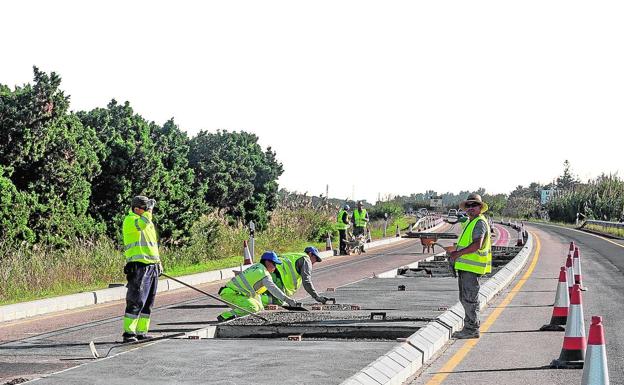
[551,284,586,369]
[325,233,333,251]
[573,247,587,291]
[243,240,253,265]
[569,241,575,252]
[395,224,400,237]
[566,254,575,298]
[581,316,610,385]
[540,267,569,331]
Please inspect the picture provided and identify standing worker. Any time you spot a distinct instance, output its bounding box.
[217,251,299,322]
[122,195,162,343]
[448,193,492,339]
[261,246,331,306]
[336,204,351,255]
[351,201,369,253]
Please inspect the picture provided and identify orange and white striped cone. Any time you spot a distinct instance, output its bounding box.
[551,284,586,369]
[569,241,575,252]
[243,240,253,265]
[325,233,333,251]
[566,254,575,298]
[581,316,610,385]
[573,246,588,291]
[540,267,569,331]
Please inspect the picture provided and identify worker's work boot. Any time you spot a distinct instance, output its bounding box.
[122,333,138,343]
[452,329,480,339]
[136,334,153,341]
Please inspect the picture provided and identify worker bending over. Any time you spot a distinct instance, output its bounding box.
[217,251,298,322]
[261,246,330,306]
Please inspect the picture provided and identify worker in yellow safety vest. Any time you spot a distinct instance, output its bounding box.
[336,204,350,255]
[122,195,162,343]
[217,251,299,322]
[261,246,331,306]
[352,201,369,253]
[448,193,492,339]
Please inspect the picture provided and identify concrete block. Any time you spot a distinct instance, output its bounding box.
[362,365,390,384]
[394,343,423,365]
[349,372,379,385]
[376,355,405,373]
[339,378,366,385]
[386,351,411,368]
[405,333,433,362]
[429,320,451,339]
[437,312,462,333]
[93,286,127,304]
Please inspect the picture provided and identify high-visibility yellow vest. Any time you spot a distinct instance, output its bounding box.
[454,214,492,275]
[353,209,368,228]
[226,263,271,297]
[336,209,348,230]
[273,253,305,296]
[123,210,160,264]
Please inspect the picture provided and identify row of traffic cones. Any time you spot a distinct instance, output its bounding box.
[540,242,609,384]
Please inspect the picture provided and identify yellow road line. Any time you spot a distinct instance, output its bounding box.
[425,232,542,385]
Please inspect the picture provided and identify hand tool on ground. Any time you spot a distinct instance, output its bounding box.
[87,332,185,359]
[161,273,268,322]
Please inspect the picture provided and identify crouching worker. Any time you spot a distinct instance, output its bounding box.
[261,246,331,306]
[217,251,299,322]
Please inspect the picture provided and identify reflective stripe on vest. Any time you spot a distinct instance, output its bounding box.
[274,253,305,296]
[354,209,367,228]
[123,210,160,264]
[454,214,492,275]
[336,210,348,230]
[226,263,270,297]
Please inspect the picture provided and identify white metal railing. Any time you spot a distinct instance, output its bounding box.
[580,219,624,230]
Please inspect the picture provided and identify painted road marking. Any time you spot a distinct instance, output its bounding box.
[424,232,542,385]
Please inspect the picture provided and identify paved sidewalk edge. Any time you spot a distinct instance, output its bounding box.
[1,229,427,323]
[339,229,534,385]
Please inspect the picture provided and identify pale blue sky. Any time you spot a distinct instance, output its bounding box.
[2,1,623,202]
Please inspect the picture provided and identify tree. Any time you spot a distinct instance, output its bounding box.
[0,67,102,244]
[78,102,203,242]
[556,160,579,191]
[189,130,283,229]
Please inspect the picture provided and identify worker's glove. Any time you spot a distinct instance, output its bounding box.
[147,199,156,210]
[316,296,329,304]
[156,263,163,277]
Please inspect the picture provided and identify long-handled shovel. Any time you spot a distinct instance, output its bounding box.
[161,273,268,323]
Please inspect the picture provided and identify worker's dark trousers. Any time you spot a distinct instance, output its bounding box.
[339,229,347,255]
[457,270,480,331]
[124,263,158,335]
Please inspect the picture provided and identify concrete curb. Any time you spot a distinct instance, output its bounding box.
[0,235,410,323]
[340,229,534,385]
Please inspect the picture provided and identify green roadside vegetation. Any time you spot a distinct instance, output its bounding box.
[0,209,413,306]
